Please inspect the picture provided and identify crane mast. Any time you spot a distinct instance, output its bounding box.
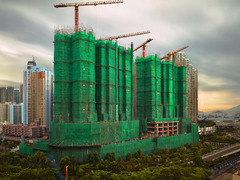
[54,0,124,33]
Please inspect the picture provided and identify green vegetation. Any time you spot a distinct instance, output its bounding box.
[198,120,216,127]
[4,132,236,180]
[200,132,238,144]
[0,151,57,179]
[216,127,235,132]
[2,141,19,149]
[57,145,211,180]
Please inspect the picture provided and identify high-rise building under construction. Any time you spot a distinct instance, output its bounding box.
[23,65,53,126]
[20,30,199,163]
[136,53,198,137]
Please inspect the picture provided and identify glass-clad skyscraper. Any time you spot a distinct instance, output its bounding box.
[23,66,53,126]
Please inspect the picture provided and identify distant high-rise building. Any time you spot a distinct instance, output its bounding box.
[14,89,20,104]
[0,102,16,124]
[0,87,6,103]
[20,84,23,103]
[23,66,53,126]
[10,104,23,124]
[6,86,14,103]
[27,60,37,70]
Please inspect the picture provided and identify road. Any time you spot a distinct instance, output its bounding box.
[202,143,240,161]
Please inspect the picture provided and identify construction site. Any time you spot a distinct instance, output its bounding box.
[19,0,199,163]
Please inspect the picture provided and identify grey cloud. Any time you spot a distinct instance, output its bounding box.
[0,0,239,110]
[0,6,53,49]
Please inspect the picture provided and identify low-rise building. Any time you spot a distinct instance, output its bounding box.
[198,126,215,135]
[2,122,49,138]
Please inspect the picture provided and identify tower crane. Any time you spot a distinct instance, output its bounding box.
[133,38,153,58]
[54,0,124,33]
[98,31,150,41]
[160,46,189,62]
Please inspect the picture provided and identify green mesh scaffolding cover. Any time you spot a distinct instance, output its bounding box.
[27,31,199,164]
[136,55,162,133]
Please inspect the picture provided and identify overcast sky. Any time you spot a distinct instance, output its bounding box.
[0,0,239,112]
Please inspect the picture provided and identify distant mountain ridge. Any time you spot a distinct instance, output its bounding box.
[224,105,240,114]
[0,80,22,88]
[199,105,240,116]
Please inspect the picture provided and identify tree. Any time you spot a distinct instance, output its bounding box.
[32,151,51,168]
[105,152,116,162]
[59,156,71,175]
[155,148,169,156]
[134,149,142,159]
[117,155,122,163]
[93,151,100,164]
[192,155,204,167]
[126,152,132,161]
[88,152,93,164]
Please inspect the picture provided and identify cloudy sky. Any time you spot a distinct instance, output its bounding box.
[0,0,239,112]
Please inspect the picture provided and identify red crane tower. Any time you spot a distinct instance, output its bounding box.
[160,46,189,62]
[133,38,153,57]
[54,0,124,33]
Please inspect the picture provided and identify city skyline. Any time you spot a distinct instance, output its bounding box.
[0,0,239,112]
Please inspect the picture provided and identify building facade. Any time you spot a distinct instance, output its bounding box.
[23,66,53,126]
[198,125,215,135]
[0,102,15,123]
[10,104,23,124]
[0,102,16,132]
[20,84,23,103]
[14,89,20,104]
[2,123,49,138]
[0,87,6,103]
[6,86,14,103]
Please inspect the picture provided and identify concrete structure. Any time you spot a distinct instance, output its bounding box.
[0,87,6,103]
[23,66,53,126]
[147,120,178,137]
[10,104,23,124]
